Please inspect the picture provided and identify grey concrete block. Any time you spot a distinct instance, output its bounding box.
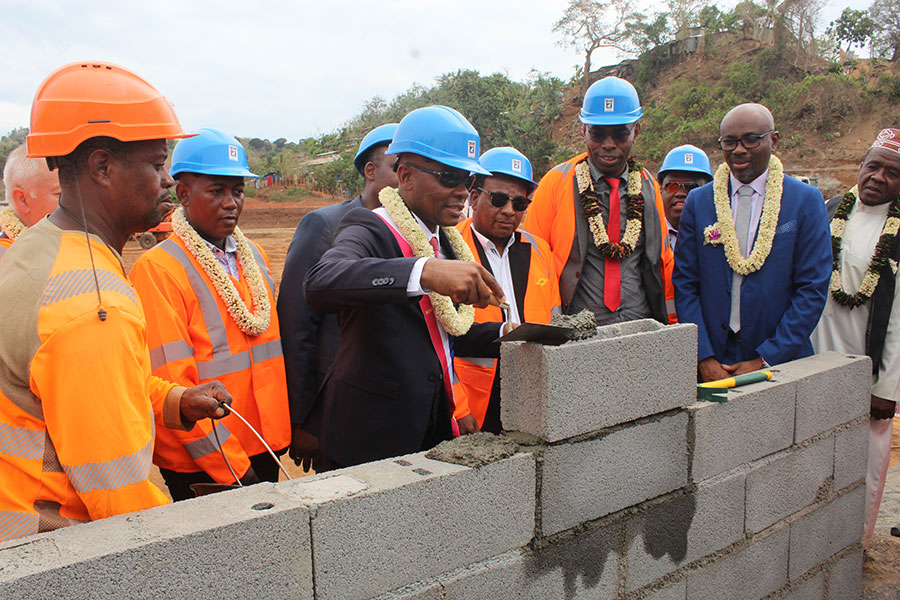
[826,548,863,600]
[0,483,313,600]
[781,573,824,600]
[689,375,796,482]
[787,353,871,443]
[304,452,535,600]
[639,580,687,600]
[541,412,688,535]
[745,437,834,533]
[625,469,746,590]
[834,422,868,491]
[685,526,789,600]
[788,486,865,580]
[500,320,696,442]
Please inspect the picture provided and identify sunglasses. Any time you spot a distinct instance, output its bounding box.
[586,125,634,143]
[717,129,775,151]
[406,162,475,189]
[663,181,703,195]
[476,187,531,212]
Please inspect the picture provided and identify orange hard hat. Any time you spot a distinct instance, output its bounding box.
[26,61,192,158]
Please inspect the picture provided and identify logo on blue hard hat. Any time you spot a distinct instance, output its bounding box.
[511,159,522,173]
[684,153,694,164]
[468,140,476,158]
[228,145,239,161]
[604,98,614,112]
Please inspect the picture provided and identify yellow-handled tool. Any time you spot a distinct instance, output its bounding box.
[697,370,774,402]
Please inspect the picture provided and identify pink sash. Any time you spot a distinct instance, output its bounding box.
[375,213,460,438]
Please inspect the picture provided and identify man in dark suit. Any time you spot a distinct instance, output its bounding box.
[278,123,398,471]
[673,103,831,382]
[304,106,506,469]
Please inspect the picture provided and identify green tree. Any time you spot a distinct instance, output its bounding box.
[871,0,900,60]
[827,8,875,54]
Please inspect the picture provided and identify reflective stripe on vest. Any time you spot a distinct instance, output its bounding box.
[183,422,232,460]
[0,422,44,461]
[157,241,283,379]
[666,298,676,316]
[0,510,39,541]
[62,439,153,494]
[149,339,194,371]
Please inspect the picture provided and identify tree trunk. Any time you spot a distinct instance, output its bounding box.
[583,50,592,94]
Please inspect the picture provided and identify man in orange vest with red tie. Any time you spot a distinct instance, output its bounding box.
[130,128,290,500]
[454,147,560,434]
[523,76,675,325]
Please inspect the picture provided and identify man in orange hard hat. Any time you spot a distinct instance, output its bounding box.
[0,143,60,258]
[0,61,231,542]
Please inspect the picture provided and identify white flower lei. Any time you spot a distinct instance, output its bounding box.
[711,155,784,276]
[378,186,475,336]
[171,207,271,336]
[574,159,643,257]
[0,207,26,240]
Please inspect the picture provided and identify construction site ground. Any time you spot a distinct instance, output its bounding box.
[122,191,900,598]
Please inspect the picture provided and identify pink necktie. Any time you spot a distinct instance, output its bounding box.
[430,236,440,258]
[604,177,621,312]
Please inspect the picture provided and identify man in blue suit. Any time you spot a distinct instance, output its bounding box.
[673,103,831,382]
[277,123,398,470]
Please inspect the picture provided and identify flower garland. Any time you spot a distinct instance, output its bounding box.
[709,155,784,276]
[378,186,475,336]
[171,207,271,336]
[0,207,25,241]
[575,157,644,259]
[829,185,900,308]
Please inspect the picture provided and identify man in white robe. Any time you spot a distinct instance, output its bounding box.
[812,128,900,547]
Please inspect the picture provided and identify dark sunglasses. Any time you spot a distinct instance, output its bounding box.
[476,187,531,212]
[717,129,775,151]
[406,162,475,189]
[663,181,703,195]
[586,125,634,143]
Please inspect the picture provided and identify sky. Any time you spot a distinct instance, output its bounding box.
[0,0,849,142]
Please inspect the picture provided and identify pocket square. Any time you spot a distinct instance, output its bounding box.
[776,220,797,235]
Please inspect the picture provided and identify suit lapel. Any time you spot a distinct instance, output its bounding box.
[509,232,530,318]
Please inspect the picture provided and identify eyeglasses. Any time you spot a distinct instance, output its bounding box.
[717,129,775,151]
[476,187,531,212]
[586,125,634,144]
[663,181,703,195]
[405,162,475,189]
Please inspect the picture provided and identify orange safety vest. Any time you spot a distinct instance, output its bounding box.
[522,152,677,324]
[129,235,290,483]
[0,236,12,261]
[452,220,561,427]
[0,221,179,542]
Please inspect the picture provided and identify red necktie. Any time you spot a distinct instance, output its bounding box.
[430,236,440,258]
[604,177,621,312]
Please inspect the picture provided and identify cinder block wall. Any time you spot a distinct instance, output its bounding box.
[0,320,868,600]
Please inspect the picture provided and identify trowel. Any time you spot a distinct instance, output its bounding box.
[494,322,578,346]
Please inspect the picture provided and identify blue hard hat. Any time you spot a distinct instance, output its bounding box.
[479,147,537,192]
[170,128,257,178]
[353,123,399,175]
[386,106,490,175]
[580,77,643,126]
[657,144,713,181]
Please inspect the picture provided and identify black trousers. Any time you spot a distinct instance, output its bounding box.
[160,450,285,501]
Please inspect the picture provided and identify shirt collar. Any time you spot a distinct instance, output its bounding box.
[729,169,768,198]
[471,224,515,257]
[665,218,677,235]
[588,158,628,184]
[411,210,439,240]
[201,235,237,254]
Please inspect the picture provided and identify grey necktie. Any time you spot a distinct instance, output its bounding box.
[729,185,754,333]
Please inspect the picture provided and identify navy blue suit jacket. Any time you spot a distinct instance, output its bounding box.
[304,207,501,467]
[277,196,362,427]
[673,175,831,365]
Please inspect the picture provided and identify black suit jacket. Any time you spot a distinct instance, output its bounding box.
[277,196,362,427]
[304,207,501,466]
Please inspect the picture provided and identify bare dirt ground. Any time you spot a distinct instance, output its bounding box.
[128,191,900,593]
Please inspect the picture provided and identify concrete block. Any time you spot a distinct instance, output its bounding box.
[834,422,868,491]
[371,582,444,600]
[639,580,687,600]
[625,469,746,590]
[826,548,863,600]
[541,412,688,535]
[787,353,870,443]
[689,376,796,482]
[685,526,789,600]
[303,452,536,600]
[745,437,834,533]
[0,483,312,600]
[788,486,865,580]
[500,320,696,441]
[781,573,824,600]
